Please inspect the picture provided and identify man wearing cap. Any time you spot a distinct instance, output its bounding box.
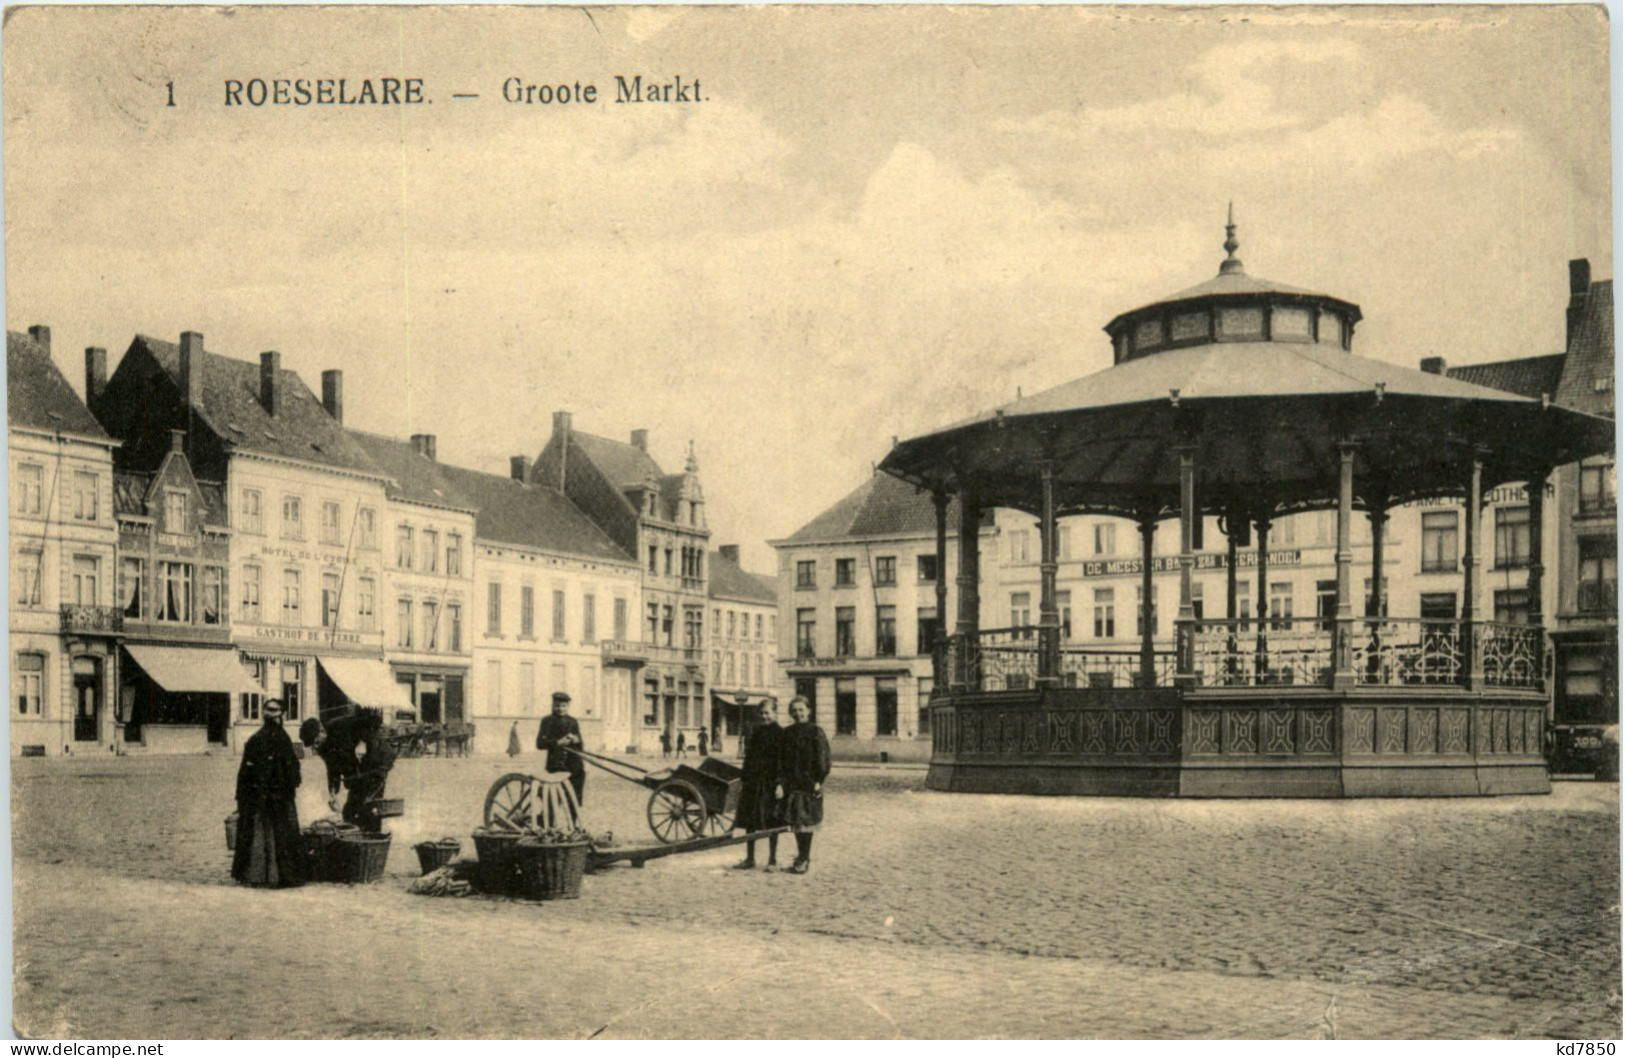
[535,691,587,805]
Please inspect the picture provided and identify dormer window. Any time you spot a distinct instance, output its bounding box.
[1133,317,1164,352]
[1318,312,1344,348]
[1171,310,1208,342]
[1217,306,1264,339]
[164,489,187,533]
[1272,307,1313,341]
[647,493,658,516]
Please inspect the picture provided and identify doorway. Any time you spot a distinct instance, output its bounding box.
[72,656,101,743]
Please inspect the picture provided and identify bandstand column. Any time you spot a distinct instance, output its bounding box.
[932,490,950,689]
[955,487,982,690]
[1175,446,1198,689]
[1254,516,1271,681]
[1527,466,1549,688]
[1037,463,1061,686]
[1226,512,1241,684]
[1332,443,1357,688]
[1461,452,1484,689]
[1367,505,1388,617]
[1138,516,1157,687]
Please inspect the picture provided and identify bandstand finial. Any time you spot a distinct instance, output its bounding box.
[1220,202,1244,274]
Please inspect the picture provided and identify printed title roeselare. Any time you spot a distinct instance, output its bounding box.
[222,76,704,106]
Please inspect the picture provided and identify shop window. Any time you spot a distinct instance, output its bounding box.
[876,677,898,736]
[14,653,43,715]
[1191,581,1205,623]
[281,662,302,720]
[835,678,857,736]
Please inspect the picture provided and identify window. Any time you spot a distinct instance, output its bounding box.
[918,554,939,582]
[320,501,341,545]
[164,489,188,533]
[1494,589,1530,625]
[1057,590,1073,639]
[917,676,934,736]
[201,567,223,625]
[1010,592,1032,629]
[357,577,376,631]
[396,525,414,569]
[1093,523,1116,557]
[1093,589,1115,638]
[875,556,896,586]
[321,572,340,628]
[1579,537,1617,612]
[1494,506,1530,569]
[647,603,659,643]
[797,609,817,658]
[1009,530,1032,564]
[241,660,266,720]
[835,558,856,587]
[14,653,43,715]
[648,546,658,574]
[754,654,764,687]
[769,615,777,642]
[423,529,439,573]
[397,598,414,648]
[1058,526,1072,561]
[281,662,303,719]
[664,549,672,577]
[281,569,301,623]
[713,651,722,679]
[1580,462,1616,514]
[725,653,736,683]
[614,597,628,641]
[1235,580,1252,630]
[1136,585,1156,636]
[1269,583,1293,630]
[876,605,897,657]
[552,589,566,641]
[1419,593,1457,621]
[662,605,674,646]
[643,678,659,727]
[241,565,262,621]
[1191,581,1205,622]
[684,608,702,649]
[15,464,43,515]
[917,607,940,655]
[582,594,597,643]
[677,681,690,728]
[727,611,736,639]
[876,677,898,736]
[72,472,99,521]
[1316,579,1337,633]
[15,551,42,606]
[487,660,503,712]
[71,555,100,606]
[835,607,856,656]
[446,533,462,576]
[120,557,143,618]
[487,582,502,635]
[447,603,462,651]
[835,678,857,736]
[796,560,816,589]
[281,495,302,539]
[520,586,535,638]
[518,663,536,712]
[1274,515,1297,547]
[357,507,377,548]
[423,599,439,650]
[1421,511,1458,573]
[755,614,764,640]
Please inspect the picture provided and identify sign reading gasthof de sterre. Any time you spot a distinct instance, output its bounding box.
[220,75,706,106]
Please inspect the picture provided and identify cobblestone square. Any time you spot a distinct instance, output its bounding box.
[12,754,1621,1039]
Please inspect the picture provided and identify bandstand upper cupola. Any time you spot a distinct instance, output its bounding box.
[1104,206,1363,364]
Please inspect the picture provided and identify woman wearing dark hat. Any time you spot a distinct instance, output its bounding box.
[779,696,830,875]
[232,698,306,888]
[732,698,784,870]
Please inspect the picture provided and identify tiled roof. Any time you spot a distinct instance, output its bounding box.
[658,474,687,521]
[709,550,777,604]
[132,335,381,476]
[783,470,973,543]
[1447,354,1567,400]
[571,430,663,489]
[1555,279,1615,418]
[438,462,635,564]
[7,331,110,439]
[348,431,477,512]
[114,472,149,516]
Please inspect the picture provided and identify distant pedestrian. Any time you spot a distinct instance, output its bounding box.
[660,730,672,759]
[733,699,784,870]
[506,721,521,758]
[676,730,689,759]
[232,699,306,889]
[698,728,710,756]
[780,696,830,875]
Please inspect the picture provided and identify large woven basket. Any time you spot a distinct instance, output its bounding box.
[472,828,525,895]
[413,838,462,876]
[330,831,392,884]
[302,821,361,882]
[515,838,590,901]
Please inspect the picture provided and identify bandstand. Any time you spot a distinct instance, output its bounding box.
[880,218,1614,797]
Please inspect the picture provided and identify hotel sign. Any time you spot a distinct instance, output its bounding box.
[1079,550,1302,579]
[245,625,382,650]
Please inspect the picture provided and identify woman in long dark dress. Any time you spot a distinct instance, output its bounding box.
[732,699,783,870]
[232,699,307,888]
[780,696,830,875]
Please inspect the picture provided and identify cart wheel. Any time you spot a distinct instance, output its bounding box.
[484,773,538,830]
[647,779,707,844]
[702,807,735,837]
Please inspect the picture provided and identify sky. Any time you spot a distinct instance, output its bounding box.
[4,5,1613,572]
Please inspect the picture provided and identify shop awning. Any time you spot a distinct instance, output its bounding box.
[317,656,413,711]
[713,691,772,707]
[125,645,265,696]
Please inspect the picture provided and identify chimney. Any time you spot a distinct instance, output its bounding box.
[84,347,107,407]
[719,544,740,565]
[27,325,50,353]
[1567,258,1591,348]
[630,429,648,452]
[510,455,529,482]
[553,410,572,491]
[170,429,185,453]
[553,410,573,439]
[410,433,438,461]
[179,331,205,416]
[259,351,282,417]
[321,369,344,423]
[1420,356,1447,375]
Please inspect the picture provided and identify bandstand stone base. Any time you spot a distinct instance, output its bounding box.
[926,687,1551,799]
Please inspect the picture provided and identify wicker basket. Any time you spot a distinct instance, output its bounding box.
[471,828,525,895]
[515,838,590,901]
[224,812,238,851]
[413,838,462,876]
[330,831,392,884]
[302,821,361,882]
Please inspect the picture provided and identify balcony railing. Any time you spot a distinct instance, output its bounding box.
[60,604,124,636]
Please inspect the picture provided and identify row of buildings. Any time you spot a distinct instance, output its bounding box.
[9,329,774,757]
[767,259,1617,761]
